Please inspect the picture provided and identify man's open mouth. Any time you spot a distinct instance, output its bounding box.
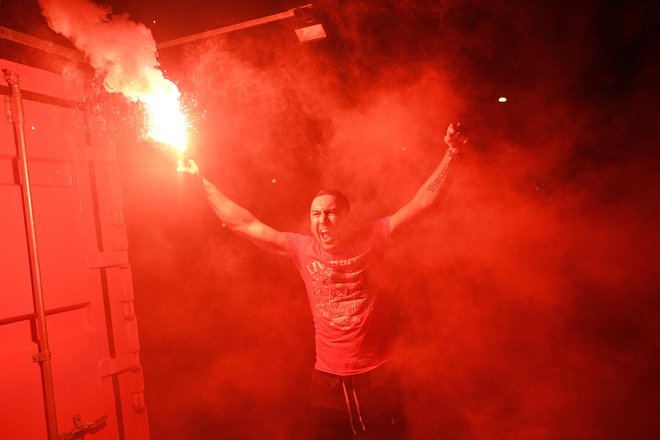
[320,228,334,242]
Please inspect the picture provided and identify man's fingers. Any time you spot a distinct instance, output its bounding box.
[448,122,465,135]
[176,158,200,174]
[444,122,468,147]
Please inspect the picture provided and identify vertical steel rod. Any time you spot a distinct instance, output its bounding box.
[3,69,60,440]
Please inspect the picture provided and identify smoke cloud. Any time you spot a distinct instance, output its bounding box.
[29,0,656,438]
[38,0,186,149]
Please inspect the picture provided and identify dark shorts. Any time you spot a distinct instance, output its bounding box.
[308,363,406,440]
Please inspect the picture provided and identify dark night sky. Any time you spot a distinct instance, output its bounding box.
[2,1,659,439]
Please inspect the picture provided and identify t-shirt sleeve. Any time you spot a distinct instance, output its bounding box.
[283,232,306,273]
[369,216,391,248]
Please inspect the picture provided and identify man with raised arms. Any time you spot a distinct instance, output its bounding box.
[178,122,467,439]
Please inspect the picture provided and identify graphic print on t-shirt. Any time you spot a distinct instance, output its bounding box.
[306,251,372,330]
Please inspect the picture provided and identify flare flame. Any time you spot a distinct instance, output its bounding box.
[38,0,188,152]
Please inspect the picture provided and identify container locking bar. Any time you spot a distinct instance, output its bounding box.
[60,414,108,440]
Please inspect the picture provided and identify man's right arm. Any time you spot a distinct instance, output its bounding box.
[179,160,291,259]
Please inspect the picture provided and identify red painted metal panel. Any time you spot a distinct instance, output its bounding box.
[0,341,47,438]
[32,186,92,309]
[20,101,86,162]
[0,187,34,316]
[0,48,150,439]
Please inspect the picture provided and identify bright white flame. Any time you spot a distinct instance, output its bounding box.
[143,96,187,152]
[137,81,187,152]
[108,68,188,153]
[498,96,508,103]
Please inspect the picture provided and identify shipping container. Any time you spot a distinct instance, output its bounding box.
[1,27,150,440]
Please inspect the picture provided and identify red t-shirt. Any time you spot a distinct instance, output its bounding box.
[284,217,394,375]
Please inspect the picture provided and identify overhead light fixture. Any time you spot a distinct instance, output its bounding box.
[293,5,327,43]
[294,23,326,43]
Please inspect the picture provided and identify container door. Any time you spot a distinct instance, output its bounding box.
[0,58,150,440]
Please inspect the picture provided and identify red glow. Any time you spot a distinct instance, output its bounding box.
[3,1,655,439]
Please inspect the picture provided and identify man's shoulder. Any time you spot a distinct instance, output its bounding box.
[283,231,315,248]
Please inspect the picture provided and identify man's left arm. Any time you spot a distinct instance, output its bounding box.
[389,122,468,233]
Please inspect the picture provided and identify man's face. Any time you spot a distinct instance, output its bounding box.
[310,194,348,251]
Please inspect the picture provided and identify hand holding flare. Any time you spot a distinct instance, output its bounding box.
[444,122,468,149]
[177,158,200,176]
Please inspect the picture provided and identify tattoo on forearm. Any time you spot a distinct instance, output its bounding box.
[426,149,459,193]
[426,163,451,193]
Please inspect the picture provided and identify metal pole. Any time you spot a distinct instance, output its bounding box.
[0,26,86,63]
[157,4,312,50]
[3,69,60,440]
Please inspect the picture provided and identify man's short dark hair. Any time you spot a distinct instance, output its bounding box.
[315,189,350,213]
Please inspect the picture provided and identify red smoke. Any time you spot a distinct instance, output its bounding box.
[28,0,656,439]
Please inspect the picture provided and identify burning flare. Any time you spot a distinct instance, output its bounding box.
[38,0,187,152]
[138,74,187,153]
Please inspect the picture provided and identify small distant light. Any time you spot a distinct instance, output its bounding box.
[31,125,36,130]
[271,178,278,184]
[498,97,508,103]
[152,20,157,24]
